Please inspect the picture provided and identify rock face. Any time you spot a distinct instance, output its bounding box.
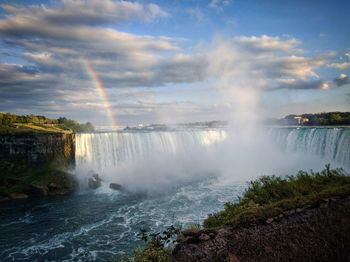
[0,133,75,168]
[30,184,49,196]
[0,132,76,199]
[173,196,350,262]
[8,193,28,200]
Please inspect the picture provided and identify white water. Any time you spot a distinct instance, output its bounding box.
[75,127,349,182]
[75,129,229,192]
[270,127,350,167]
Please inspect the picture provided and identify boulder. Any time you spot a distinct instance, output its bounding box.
[9,192,28,200]
[88,173,102,189]
[109,183,124,191]
[30,184,48,196]
[0,196,9,202]
[48,182,58,191]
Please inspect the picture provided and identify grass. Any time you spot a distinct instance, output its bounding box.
[0,123,71,134]
[204,164,350,228]
[14,123,71,133]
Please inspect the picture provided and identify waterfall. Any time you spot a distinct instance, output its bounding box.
[75,129,227,174]
[75,127,350,175]
[269,127,350,167]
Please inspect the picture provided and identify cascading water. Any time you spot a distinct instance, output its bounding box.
[75,129,227,174]
[269,127,350,167]
[76,127,349,175]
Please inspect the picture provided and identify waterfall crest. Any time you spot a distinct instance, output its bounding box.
[269,127,350,167]
[75,127,350,175]
[75,130,227,174]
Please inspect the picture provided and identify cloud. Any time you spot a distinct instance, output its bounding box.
[208,0,232,11]
[0,1,168,26]
[328,62,350,69]
[0,1,334,123]
[333,73,350,87]
[270,79,330,90]
[187,7,205,23]
[205,36,327,90]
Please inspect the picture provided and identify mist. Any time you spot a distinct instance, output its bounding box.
[74,37,344,194]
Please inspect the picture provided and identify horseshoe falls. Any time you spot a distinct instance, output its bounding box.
[75,130,228,175]
[1,127,349,262]
[75,127,350,175]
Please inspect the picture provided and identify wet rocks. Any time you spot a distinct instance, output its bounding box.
[109,183,124,191]
[30,184,48,196]
[88,173,102,189]
[48,182,58,191]
[0,196,10,202]
[9,192,28,200]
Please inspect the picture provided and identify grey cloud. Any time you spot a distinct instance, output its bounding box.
[270,79,329,90]
[1,1,167,26]
[333,74,350,87]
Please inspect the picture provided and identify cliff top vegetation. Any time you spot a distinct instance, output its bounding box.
[275,111,350,126]
[0,112,94,133]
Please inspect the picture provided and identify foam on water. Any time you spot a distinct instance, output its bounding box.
[0,178,245,261]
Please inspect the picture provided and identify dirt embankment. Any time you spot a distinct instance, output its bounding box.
[173,196,350,262]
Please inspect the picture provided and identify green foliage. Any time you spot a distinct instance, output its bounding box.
[279,112,350,125]
[115,226,180,262]
[57,117,95,132]
[0,112,94,133]
[204,165,350,228]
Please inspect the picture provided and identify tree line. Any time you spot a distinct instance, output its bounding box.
[278,112,350,126]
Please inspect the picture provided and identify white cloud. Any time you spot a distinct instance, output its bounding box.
[208,0,232,11]
[328,62,350,69]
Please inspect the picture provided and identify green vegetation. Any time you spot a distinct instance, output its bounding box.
[204,165,350,228]
[115,226,180,262]
[0,157,73,196]
[279,112,350,126]
[0,112,94,133]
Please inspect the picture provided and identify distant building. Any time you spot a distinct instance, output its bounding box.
[294,116,309,125]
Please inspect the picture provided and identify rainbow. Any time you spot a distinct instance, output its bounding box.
[83,59,118,131]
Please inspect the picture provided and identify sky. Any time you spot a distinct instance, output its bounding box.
[0,0,349,126]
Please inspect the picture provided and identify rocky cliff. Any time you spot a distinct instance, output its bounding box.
[0,132,75,168]
[0,132,76,200]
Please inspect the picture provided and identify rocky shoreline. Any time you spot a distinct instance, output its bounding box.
[173,195,350,261]
[0,170,77,202]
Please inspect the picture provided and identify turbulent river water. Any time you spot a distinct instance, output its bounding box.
[0,127,349,261]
